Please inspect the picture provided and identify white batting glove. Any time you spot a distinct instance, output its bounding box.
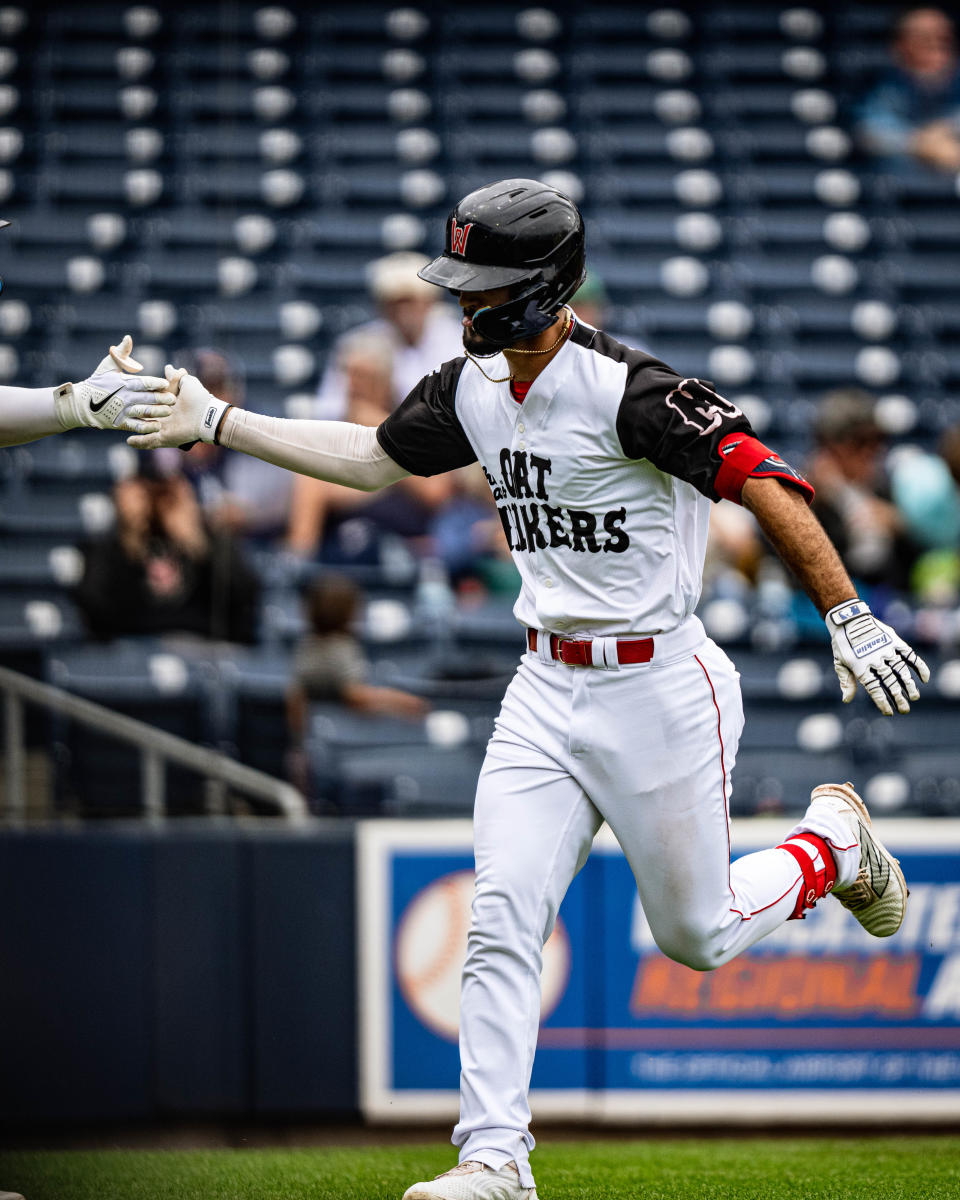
[53,334,175,435]
[825,598,930,715]
[126,368,232,451]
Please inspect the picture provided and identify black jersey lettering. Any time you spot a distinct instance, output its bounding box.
[529,454,552,500]
[510,503,527,551]
[569,509,600,553]
[497,505,516,551]
[543,503,571,549]
[499,448,517,498]
[512,451,533,500]
[602,507,630,553]
[520,503,547,550]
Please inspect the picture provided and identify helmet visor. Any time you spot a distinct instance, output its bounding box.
[418,253,540,293]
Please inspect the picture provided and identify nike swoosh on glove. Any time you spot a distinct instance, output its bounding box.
[826,598,930,715]
[54,334,176,433]
[126,368,231,452]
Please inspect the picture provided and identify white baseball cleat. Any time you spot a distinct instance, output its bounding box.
[0,1190,26,1199]
[809,781,907,937]
[401,1160,538,1200]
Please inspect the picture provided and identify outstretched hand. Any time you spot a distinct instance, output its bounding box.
[126,368,232,451]
[55,334,177,434]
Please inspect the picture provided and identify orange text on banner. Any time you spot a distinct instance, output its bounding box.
[630,953,921,1020]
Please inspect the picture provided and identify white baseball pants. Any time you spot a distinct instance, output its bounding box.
[452,617,858,1188]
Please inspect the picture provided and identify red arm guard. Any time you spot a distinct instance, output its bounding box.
[714,432,815,506]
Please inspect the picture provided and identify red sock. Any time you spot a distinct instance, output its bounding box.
[776,832,838,920]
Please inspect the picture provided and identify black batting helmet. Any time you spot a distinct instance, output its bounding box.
[418,178,586,348]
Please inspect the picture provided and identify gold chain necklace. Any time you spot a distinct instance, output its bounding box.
[465,307,573,384]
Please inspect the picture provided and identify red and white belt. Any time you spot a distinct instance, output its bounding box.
[526,629,654,668]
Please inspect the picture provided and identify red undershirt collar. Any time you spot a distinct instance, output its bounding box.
[510,378,533,403]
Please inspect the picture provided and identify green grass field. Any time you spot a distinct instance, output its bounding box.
[1,1137,959,1200]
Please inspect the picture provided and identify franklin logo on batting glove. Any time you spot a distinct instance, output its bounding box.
[826,599,929,715]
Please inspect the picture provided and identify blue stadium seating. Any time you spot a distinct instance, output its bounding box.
[0,1,957,818]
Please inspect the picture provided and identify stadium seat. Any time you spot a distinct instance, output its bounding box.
[730,748,855,816]
[44,642,211,816]
[444,84,539,122]
[702,8,823,39]
[0,593,85,674]
[333,741,485,814]
[226,652,294,781]
[7,433,130,489]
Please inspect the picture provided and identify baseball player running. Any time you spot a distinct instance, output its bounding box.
[130,180,929,1200]
[0,335,173,447]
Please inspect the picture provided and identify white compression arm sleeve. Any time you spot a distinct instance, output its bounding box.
[221,409,410,491]
[0,385,63,447]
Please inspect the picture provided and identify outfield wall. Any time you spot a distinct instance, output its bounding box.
[2,819,959,1125]
[359,818,960,1124]
[0,823,358,1123]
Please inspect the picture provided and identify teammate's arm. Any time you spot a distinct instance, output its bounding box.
[743,476,929,714]
[224,408,408,490]
[128,357,477,486]
[0,384,69,446]
[127,371,409,490]
[0,335,174,448]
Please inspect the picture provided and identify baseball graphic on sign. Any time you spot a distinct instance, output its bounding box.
[395,870,571,1041]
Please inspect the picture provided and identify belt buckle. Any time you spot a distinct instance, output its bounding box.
[559,638,591,667]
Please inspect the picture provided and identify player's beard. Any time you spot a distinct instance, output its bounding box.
[461,323,505,357]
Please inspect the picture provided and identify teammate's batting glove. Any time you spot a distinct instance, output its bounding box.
[53,334,176,435]
[125,368,232,452]
[825,598,930,716]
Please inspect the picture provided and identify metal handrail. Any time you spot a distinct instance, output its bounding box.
[0,664,307,824]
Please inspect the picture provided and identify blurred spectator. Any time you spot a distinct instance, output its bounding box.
[569,273,650,352]
[75,464,260,643]
[891,424,960,604]
[430,464,520,598]
[286,574,429,784]
[855,7,960,171]
[314,251,462,419]
[288,331,453,561]
[326,329,395,428]
[703,502,766,589]
[155,349,292,541]
[569,273,610,329]
[805,388,910,591]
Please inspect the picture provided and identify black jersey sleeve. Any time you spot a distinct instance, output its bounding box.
[376,357,477,477]
[614,352,812,504]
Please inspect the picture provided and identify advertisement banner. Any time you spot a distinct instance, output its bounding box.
[357,819,960,1121]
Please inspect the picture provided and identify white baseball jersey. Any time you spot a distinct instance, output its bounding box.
[377,318,811,636]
